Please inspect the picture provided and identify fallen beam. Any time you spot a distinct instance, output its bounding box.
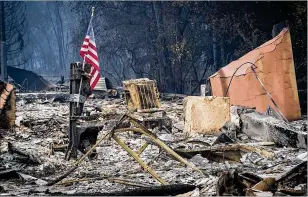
[47,184,197,196]
[276,161,307,188]
[174,143,275,162]
[16,92,69,102]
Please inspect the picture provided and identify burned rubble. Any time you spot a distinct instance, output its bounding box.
[0,88,306,196]
[0,28,307,196]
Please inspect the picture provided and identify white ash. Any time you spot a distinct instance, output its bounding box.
[0,96,306,195]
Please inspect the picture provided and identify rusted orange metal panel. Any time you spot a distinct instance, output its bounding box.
[209,28,301,121]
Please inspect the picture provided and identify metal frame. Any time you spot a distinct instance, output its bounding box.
[105,114,203,184]
[49,113,204,186]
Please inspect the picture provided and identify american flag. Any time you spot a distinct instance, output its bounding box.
[80,16,100,90]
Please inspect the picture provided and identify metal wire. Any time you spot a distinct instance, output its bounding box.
[224,61,257,97]
[149,83,156,108]
[224,61,288,122]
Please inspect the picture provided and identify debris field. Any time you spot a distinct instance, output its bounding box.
[0,28,307,196]
[0,93,306,196]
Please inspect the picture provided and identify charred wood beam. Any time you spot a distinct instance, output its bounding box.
[47,184,196,196]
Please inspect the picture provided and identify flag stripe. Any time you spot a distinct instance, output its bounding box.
[86,56,100,71]
[87,50,98,61]
[82,41,89,46]
[88,47,98,56]
[91,68,96,75]
[89,40,96,47]
[89,43,97,51]
[90,71,100,87]
[90,70,99,84]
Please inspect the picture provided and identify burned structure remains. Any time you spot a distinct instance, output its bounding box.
[0,22,306,197]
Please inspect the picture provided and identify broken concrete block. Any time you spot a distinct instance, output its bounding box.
[183,96,230,135]
[236,107,307,148]
[123,78,161,112]
[209,28,301,121]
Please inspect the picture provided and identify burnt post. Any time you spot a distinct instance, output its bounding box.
[65,62,91,160]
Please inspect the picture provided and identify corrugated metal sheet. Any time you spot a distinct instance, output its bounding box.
[93,77,107,91]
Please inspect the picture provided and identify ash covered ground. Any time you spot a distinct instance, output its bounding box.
[0,95,307,196]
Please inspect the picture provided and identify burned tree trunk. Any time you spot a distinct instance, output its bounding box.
[153,2,174,93]
[212,27,219,71]
[0,80,16,129]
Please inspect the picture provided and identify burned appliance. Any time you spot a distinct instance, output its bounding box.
[123,78,172,132]
[123,78,161,112]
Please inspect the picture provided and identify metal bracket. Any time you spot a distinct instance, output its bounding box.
[69,94,86,103]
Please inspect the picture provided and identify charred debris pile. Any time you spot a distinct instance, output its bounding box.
[0,28,307,196]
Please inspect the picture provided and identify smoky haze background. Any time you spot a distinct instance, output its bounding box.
[1,1,307,96]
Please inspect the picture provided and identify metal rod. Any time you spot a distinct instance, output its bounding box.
[224,62,256,97]
[143,83,151,109]
[109,177,152,187]
[77,56,86,108]
[223,61,288,123]
[250,66,289,123]
[46,131,111,186]
[114,127,204,176]
[136,142,149,156]
[112,134,168,185]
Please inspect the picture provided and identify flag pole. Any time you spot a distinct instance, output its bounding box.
[82,7,94,71]
[77,7,95,108]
